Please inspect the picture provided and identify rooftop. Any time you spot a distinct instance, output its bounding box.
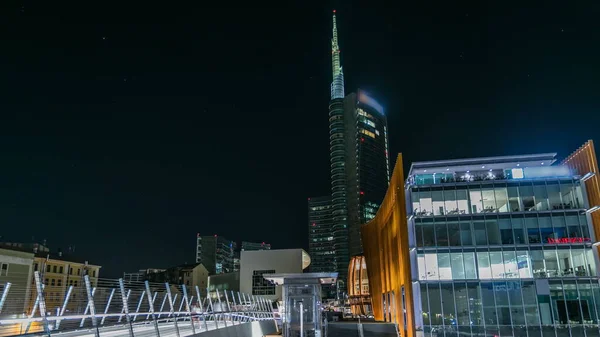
[408,153,558,176]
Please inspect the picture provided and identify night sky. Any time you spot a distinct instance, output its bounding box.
[1,1,599,277]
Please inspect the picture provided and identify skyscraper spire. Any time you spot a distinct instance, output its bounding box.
[330,10,345,99]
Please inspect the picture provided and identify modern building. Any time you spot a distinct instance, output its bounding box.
[327,12,390,292]
[196,234,236,275]
[239,249,311,301]
[241,241,271,251]
[308,196,335,272]
[0,248,35,314]
[362,141,600,337]
[308,196,336,298]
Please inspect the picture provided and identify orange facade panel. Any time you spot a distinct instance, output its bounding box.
[562,140,600,243]
[361,154,415,337]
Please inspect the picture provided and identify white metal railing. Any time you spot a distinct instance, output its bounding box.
[0,272,277,337]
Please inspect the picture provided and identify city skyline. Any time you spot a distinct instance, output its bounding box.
[0,2,599,277]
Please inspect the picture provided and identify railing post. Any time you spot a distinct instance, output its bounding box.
[0,282,11,314]
[242,293,253,320]
[145,281,161,337]
[237,292,247,322]
[168,293,178,318]
[230,291,238,323]
[267,298,279,333]
[182,285,196,334]
[83,275,100,337]
[80,287,97,327]
[146,292,158,320]
[165,283,181,337]
[33,271,51,337]
[157,292,167,319]
[223,290,233,324]
[118,289,131,323]
[24,283,43,334]
[100,288,115,326]
[206,289,218,329]
[215,289,227,327]
[177,293,185,317]
[132,290,145,321]
[195,286,209,332]
[55,285,73,330]
[118,278,135,337]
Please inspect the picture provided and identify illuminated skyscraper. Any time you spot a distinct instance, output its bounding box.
[327,11,390,291]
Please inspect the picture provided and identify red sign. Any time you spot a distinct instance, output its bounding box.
[547,237,591,244]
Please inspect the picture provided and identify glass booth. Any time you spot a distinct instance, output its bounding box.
[263,273,337,337]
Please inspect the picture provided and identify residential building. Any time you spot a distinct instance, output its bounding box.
[30,252,100,314]
[240,249,311,301]
[362,141,600,337]
[196,234,236,275]
[327,12,390,292]
[0,248,35,314]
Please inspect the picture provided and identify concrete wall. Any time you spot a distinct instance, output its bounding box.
[240,249,305,301]
[190,320,277,337]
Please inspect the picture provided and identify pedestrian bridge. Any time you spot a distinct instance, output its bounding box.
[0,272,278,337]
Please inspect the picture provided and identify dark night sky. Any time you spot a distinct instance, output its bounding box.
[0,1,599,277]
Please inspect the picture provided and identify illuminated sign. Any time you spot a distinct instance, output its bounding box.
[547,237,591,244]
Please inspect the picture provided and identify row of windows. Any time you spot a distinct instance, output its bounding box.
[43,278,92,287]
[35,263,97,277]
[415,215,590,247]
[412,181,584,216]
[252,270,275,296]
[419,280,600,334]
[417,248,596,281]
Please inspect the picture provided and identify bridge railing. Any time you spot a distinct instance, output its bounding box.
[0,272,277,337]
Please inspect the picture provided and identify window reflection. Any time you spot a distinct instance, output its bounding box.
[420,280,600,333]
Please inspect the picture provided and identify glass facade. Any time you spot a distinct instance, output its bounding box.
[410,167,600,336]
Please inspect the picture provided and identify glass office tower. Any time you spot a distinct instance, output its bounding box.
[407,153,600,337]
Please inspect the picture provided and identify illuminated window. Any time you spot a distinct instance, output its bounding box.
[360,129,375,139]
[357,108,373,119]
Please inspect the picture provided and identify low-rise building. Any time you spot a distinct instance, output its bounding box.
[0,248,35,314]
[240,249,311,301]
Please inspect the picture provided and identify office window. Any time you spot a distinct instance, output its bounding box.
[59,266,63,274]
[46,265,51,273]
[252,270,275,295]
[51,279,55,286]
[0,263,8,276]
[57,279,62,287]
[53,266,57,273]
